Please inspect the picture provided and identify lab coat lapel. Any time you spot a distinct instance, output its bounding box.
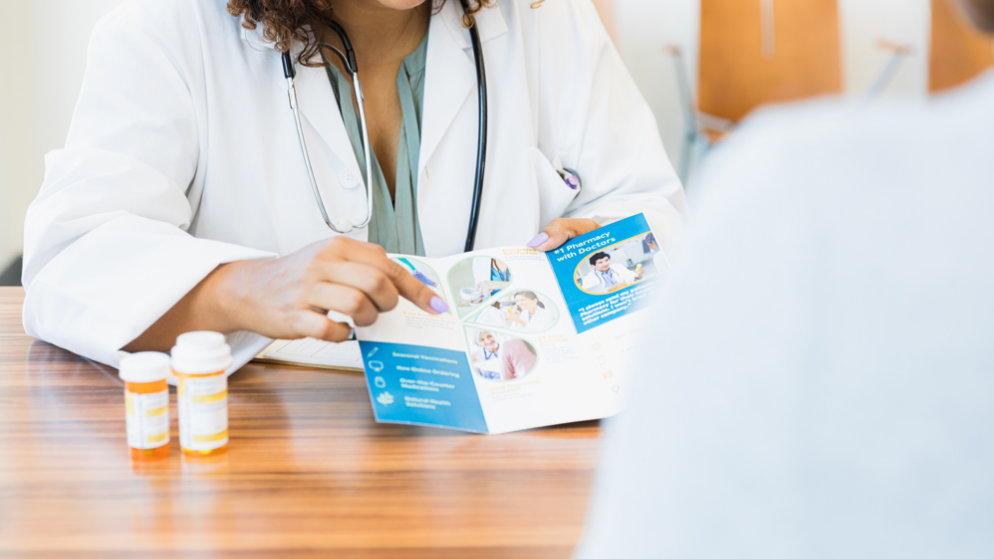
[419,3,508,178]
[240,24,360,178]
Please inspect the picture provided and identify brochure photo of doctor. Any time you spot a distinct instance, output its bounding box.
[573,233,664,295]
[467,329,537,382]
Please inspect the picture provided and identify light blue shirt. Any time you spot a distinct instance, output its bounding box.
[596,268,620,288]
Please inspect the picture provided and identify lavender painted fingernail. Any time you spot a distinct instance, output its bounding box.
[430,296,449,313]
[527,232,549,248]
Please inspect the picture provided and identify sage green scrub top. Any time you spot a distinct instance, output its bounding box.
[325,34,427,256]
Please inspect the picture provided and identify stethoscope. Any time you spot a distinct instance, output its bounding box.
[595,267,620,288]
[281,2,583,252]
[281,0,489,251]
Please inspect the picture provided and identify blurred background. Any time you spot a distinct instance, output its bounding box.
[1,0,992,286]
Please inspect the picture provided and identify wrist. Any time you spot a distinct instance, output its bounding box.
[199,261,254,334]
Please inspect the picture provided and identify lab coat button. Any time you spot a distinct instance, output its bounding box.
[342,171,360,189]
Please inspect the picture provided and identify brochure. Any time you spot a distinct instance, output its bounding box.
[355,214,664,434]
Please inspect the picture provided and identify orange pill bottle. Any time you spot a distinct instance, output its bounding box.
[119,352,171,460]
[171,331,231,457]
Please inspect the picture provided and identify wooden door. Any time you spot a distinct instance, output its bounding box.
[699,0,842,123]
[930,0,994,92]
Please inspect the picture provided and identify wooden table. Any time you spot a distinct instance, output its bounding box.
[0,287,601,557]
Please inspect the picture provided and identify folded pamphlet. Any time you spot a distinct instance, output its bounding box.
[355,213,664,434]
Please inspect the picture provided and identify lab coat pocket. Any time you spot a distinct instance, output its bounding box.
[531,147,579,227]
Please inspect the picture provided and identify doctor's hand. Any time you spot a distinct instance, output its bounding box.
[211,237,448,342]
[526,218,600,252]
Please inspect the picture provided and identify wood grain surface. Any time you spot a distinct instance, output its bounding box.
[0,288,601,558]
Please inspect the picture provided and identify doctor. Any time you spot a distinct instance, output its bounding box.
[506,290,555,332]
[22,0,686,371]
[472,257,511,298]
[580,251,643,293]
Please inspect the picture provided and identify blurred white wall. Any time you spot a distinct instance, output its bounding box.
[0,0,943,274]
[838,0,932,98]
[0,0,128,274]
[0,2,35,272]
[613,1,700,185]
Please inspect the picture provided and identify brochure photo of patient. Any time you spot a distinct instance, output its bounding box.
[467,328,538,382]
[447,256,513,318]
[467,290,560,333]
[573,232,664,295]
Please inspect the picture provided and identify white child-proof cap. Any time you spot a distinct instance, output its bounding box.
[119,351,171,384]
[170,331,232,375]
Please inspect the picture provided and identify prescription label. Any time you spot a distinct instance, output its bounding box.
[124,390,170,449]
[177,375,228,452]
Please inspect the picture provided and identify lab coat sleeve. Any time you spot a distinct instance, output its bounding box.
[534,1,687,251]
[22,3,275,368]
[579,271,598,292]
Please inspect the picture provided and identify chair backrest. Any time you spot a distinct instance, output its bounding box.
[698,0,842,123]
[929,0,994,92]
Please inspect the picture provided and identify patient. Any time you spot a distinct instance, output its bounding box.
[577,0,994,557]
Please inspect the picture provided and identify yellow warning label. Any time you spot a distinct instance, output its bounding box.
[193,429,228,443]
[147,432,168,444]
[192,389,227,404]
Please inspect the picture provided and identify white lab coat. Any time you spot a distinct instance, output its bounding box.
[580,263,637,292]
[578,72,994,558]
[22,0,685,371]
[513,305,556,332]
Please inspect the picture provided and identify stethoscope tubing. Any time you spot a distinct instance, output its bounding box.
[349,65,375,231]
[282,20,374,233]
[282,8,488,250]
[461,0,487,252]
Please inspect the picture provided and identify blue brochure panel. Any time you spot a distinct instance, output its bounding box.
[546,213,660,334]
[358,341,489,433]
